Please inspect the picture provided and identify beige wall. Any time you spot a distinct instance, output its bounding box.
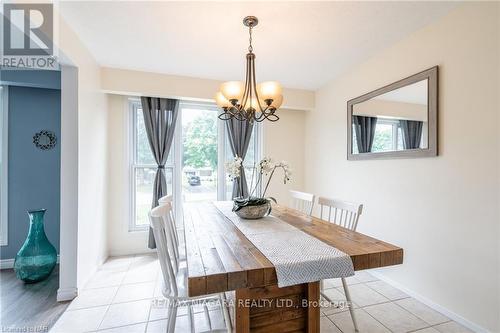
[304,3,499,332]
[263,110,306,205]
[59,17,109,289]
[106,95,151,255]
[101,67,315,111]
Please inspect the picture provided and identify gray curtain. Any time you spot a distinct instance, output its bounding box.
[400,120,423,149]
[226,118,254,199]
[141,96,179,249]
[353,116,378,153]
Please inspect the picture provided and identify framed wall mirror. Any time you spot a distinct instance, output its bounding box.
[347,66,438,160]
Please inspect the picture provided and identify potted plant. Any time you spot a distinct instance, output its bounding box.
[225,156,292,219]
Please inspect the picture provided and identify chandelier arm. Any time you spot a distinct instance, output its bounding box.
[250,55,266,114]
[240,54,252,114]
[262,109,279,122]
[247,57,256,112]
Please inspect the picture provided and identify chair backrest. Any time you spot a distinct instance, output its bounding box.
[149,203,178,297]
[158,195,173,205]
[158,195,179,259]
[289,190,315,216]
[318,196,363,231]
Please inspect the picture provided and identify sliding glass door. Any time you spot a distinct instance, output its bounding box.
[177,102,261,206]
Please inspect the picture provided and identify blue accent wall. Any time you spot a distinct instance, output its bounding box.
[0,69,61,90]
[1,83,61,259]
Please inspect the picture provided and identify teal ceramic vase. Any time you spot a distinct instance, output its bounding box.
[14,209,57,283]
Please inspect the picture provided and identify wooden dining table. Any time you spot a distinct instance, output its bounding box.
[183,202,403,333]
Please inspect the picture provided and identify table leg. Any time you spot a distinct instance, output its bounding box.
[235,281,320,333]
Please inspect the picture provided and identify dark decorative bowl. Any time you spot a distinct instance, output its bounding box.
[233,197,273,219]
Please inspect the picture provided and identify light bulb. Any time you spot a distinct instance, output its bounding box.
[257,81,283,101]
[215,92,232,108]
[220,81,244,102]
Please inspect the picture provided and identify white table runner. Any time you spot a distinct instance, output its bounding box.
[214,202,354,288]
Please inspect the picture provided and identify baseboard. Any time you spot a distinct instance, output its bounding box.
[57,287,78,302]
[0,258,14,269]
[369,270,489,333]
[108,248,156,257]
[0,255,60,270]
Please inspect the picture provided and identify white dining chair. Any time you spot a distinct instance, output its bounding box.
[158,195,183,266]
[318,196,363,333]
[289,190,315,216]
[150,203,232,333]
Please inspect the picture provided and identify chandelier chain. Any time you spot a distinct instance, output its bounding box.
[248,26,253,53]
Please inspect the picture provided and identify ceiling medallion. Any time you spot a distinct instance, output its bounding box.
[215,16,283,123]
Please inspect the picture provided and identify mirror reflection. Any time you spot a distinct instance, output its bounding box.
[351,79,428,154]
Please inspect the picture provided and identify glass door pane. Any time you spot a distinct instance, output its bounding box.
[181,107,218,202]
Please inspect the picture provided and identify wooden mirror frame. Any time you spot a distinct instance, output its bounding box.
[347,66,438,160]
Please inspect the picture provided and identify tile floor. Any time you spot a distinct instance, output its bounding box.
[51,254,474,333]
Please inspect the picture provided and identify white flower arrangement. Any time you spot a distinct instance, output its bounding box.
[225,156,243,180]
[225,156,292,201]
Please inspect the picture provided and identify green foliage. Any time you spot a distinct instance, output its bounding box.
[372,128,393,152]
[183,112,217,169]
[136,111,156,165]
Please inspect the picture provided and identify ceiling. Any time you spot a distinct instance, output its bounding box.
[59,1,458,90]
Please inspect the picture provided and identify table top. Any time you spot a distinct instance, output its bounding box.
[184,201,403,297]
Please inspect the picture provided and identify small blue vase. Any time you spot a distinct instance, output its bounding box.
[14,209,57,283]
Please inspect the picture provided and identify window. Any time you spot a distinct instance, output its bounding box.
[0,86,8,245]
[129,100,174,230]
[352,118,403,153]
[128,99,262,230]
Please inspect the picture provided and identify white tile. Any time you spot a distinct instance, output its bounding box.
[413,328,441,333]
[338,283,389,307]
[364,302,429,333]
[321,289,358,315]
[100,256,134,272]
[365,280,408,301]
[148,299,170,322]
[434,321,473,333]
[320,316,342,333]
[95,322,147,333]
[146,315,190,333]
[99,300,151,329]
[51,305,108,333]
[323,276,361,289]
[85,271,126,289]
[192,310,225,332]
[329,308,390,333]
[123,266,159,285]
[354,270,378,283]
[113,282,156,303]
[396,298,449,325]
[131,254,158,267]
[68,287,118,310]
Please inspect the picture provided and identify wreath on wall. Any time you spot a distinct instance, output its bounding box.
[33,130,57,150]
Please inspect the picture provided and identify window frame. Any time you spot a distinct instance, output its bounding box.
[128,99,176,232]
[0,86,8,246]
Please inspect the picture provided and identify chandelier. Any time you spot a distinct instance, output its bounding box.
[215,16,283,123]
